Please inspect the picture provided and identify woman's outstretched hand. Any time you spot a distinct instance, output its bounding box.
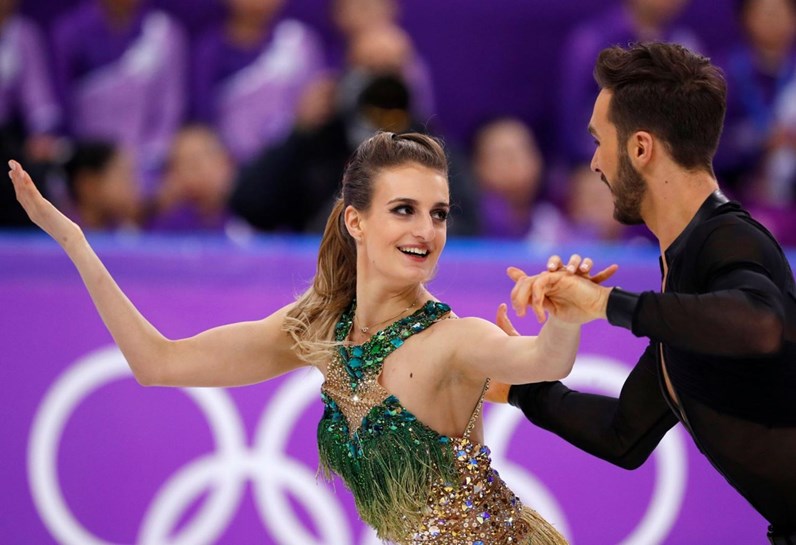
[7,160,81,245]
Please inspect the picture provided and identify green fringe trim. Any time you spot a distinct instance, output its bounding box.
[318,396,456,542]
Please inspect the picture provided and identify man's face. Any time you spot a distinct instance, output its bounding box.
[588,90,647,225]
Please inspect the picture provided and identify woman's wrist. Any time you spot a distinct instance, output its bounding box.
[545,314,581,330]
[59,222,87,254]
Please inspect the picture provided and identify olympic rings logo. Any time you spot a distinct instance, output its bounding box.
[28,347,687,545]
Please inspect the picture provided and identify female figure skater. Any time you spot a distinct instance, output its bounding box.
[8,132,599,544]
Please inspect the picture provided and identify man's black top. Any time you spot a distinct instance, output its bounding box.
[509,191,796,531]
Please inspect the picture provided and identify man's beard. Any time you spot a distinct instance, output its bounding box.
[607,150,647,225]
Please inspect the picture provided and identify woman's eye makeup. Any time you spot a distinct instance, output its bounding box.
[391,205,413,215]
[389,203,448,222]
[432,209,449,221]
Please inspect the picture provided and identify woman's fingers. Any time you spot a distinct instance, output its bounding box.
[547,252,615,283]
[510,274,533,317]
[548,254,592,276]
[496,303,520,336]
[508,266,558,320]
[8,161,43,217]
[530,274,553,323]
[9,160,37,199]
[565,253,582,273]
[546,255,563,272]
[9,161,33,206]
[508,267,533,317]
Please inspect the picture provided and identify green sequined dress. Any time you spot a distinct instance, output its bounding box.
[317,300,568,545]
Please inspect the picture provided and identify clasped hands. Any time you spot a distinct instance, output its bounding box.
[486,255,617,404]
[500,254,618,327]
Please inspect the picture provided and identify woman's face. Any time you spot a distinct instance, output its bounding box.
[351,162,449,287]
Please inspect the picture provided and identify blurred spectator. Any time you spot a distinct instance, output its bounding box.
[331,0,435,122]
[147,123,241,233]
[52,0,188,193]
[558,0,701,167]
[191,0,325,164]
[471,117,560,240]
[63,140,142,231]
[231,73,478,235]
[715,0,796,206]
[0,0,62,226]
[330,0,396,50]
[471,118,649,246]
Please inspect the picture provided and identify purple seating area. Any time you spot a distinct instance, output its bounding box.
[19,0,738,149]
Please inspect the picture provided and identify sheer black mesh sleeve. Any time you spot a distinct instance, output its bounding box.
[508,343,678,469]
[615,220,789,357]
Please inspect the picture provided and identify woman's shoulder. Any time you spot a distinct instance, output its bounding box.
[428,312,500,340]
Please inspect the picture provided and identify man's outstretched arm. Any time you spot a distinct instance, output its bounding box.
[509,343,678,470]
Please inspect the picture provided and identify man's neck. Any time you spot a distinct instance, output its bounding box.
[643,167,719,252]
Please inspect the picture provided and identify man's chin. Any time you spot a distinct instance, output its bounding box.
[613,208,644,225]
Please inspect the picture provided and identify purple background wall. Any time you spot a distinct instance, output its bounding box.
[2,233,790,545]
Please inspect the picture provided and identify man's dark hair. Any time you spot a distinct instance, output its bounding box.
[594,42,727,173]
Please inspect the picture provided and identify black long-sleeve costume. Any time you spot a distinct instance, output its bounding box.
[510,192,796,533]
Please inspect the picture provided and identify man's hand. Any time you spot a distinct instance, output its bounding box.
[507,255,617,324]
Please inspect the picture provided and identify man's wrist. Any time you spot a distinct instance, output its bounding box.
[605,287,640,330]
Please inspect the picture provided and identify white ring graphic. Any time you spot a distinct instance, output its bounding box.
[29,347,686,545]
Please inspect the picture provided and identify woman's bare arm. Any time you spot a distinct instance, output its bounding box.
[8,160,308,387]
[450,314,580,385]
[456,256,618,389]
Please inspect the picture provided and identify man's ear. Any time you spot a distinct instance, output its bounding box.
[629,131,654,167]
[344,205,363,241]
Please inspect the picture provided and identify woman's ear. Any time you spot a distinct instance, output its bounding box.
[344,205,364,241]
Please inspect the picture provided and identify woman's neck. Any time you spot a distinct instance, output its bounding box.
[353,283,425,335]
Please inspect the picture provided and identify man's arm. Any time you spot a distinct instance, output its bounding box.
[508,343,678,470]
[514,226,788,358]
[609,222,789,357]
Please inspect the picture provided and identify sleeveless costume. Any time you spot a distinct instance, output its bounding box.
[317,300,567,545]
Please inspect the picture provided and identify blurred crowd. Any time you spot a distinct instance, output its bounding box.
[1,0,795,245]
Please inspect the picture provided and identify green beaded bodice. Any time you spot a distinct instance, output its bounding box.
[316,300,566,545]
[317,301,456,541]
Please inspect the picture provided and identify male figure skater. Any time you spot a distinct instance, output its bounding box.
[504,42,796,544]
